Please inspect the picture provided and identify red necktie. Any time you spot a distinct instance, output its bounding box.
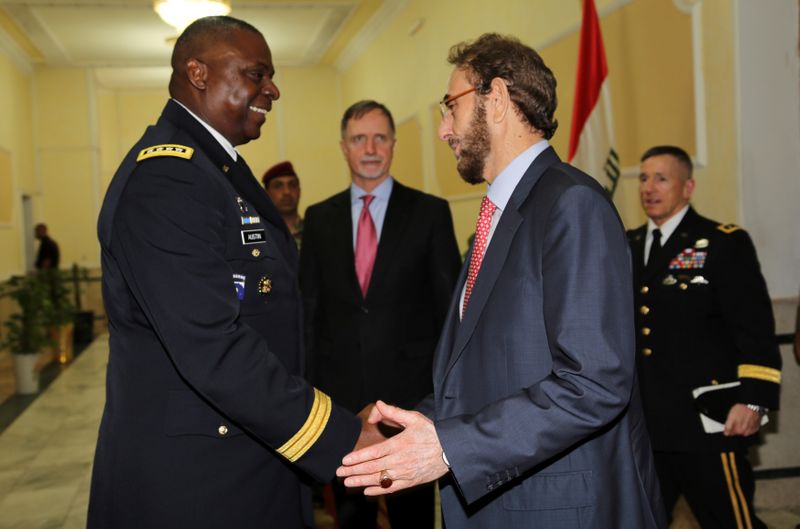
[463,196,497,315]
[355,195,378,297]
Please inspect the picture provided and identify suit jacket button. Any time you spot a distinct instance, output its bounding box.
[360,306,369,314]
[642,348,653,357]
[640,305,650,315]
[641,327,651,336]
[640,286,649,294]
[218,425,229,436]
[679,283,688,290]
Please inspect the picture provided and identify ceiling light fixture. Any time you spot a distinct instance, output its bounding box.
[154,0,231,33]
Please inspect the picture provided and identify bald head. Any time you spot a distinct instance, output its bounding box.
[166,15,280,146]
[169,15,262,97]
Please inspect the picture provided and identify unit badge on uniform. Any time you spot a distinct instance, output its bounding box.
[233,274,246,300]
[690,275,709,285]
[662,274,677,286]
[258,276,272,295]
[694,238,709,249]
[669,248,707,270]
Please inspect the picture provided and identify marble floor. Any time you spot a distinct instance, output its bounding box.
[0,336,797,529]
[0,337,106,529]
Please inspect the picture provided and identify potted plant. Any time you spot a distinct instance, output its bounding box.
[41,270,76,364]
[1,274,54,394]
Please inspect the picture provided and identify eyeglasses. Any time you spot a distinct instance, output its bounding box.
[438,87,477,118]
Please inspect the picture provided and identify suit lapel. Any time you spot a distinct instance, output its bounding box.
[433,258,469,385]
[444,147,559,376]
[366,181,412,301]
[330,191,361,297]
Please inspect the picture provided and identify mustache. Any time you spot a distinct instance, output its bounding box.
[447,138,460,150]
[360,156,383,163]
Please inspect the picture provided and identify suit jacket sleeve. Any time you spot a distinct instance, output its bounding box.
[113,161,359,480]
[435,185,636,504]
[714,229,781,408]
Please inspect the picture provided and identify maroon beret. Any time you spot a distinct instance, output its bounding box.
[262,161,297,186]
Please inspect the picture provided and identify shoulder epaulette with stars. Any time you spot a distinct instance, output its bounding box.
[136,144,194,162]
[717,223,741,234]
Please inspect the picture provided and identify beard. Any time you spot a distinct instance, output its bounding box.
[456,100,491,184]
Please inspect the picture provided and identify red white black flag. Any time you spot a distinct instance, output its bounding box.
[568,0,620,196]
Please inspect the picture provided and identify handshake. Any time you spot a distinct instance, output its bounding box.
[337,400,450,495]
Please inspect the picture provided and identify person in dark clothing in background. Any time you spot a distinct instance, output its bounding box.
[34,223,59,270]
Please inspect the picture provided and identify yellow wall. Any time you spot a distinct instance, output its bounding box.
[83,66,352,213]
[240,65,348,210]
[393,117,424,191]
[34,67,101,268]
[0,53,33,277]
[339,0,740,251]
[692,0,737,223]
[0,0,743,273]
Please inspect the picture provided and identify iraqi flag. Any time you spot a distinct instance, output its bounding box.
[568,0,620,196]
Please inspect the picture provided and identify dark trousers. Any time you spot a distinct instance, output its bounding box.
[331,479,435,529]
[655,451,766,529]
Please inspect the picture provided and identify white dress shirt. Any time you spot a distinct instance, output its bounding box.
[644,205,689,266]
[459,140,550,319]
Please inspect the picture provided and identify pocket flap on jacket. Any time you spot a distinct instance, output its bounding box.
[502,470,594,511]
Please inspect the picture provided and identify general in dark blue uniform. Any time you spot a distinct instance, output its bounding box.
[629,145,781,529]
[88,16,364,529]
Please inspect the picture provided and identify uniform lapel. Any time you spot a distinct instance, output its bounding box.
[444,147,558,377]
[230,155,298,268]
[643,207,698,283]
[163,100,297,268]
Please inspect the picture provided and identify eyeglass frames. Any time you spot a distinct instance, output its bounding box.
[438,87,477,118]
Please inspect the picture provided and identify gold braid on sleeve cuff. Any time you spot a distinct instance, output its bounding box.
[277,388,332,462]
[738,364,781,384]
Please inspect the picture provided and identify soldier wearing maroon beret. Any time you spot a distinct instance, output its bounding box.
[262,160,303,248]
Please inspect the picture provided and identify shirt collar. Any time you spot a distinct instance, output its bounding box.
[647,204,690,243]
[487,139,549,211]
[350,176,394,204]
[171,98,238,161]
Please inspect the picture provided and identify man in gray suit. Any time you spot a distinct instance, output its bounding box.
[337,33,667,529]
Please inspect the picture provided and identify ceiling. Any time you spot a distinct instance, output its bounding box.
[0,0,403,86]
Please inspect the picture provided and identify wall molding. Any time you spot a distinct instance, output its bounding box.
[335,0,408,72]
[0,27,33,75]
[672,0,703,16]
[534,0,633,51]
